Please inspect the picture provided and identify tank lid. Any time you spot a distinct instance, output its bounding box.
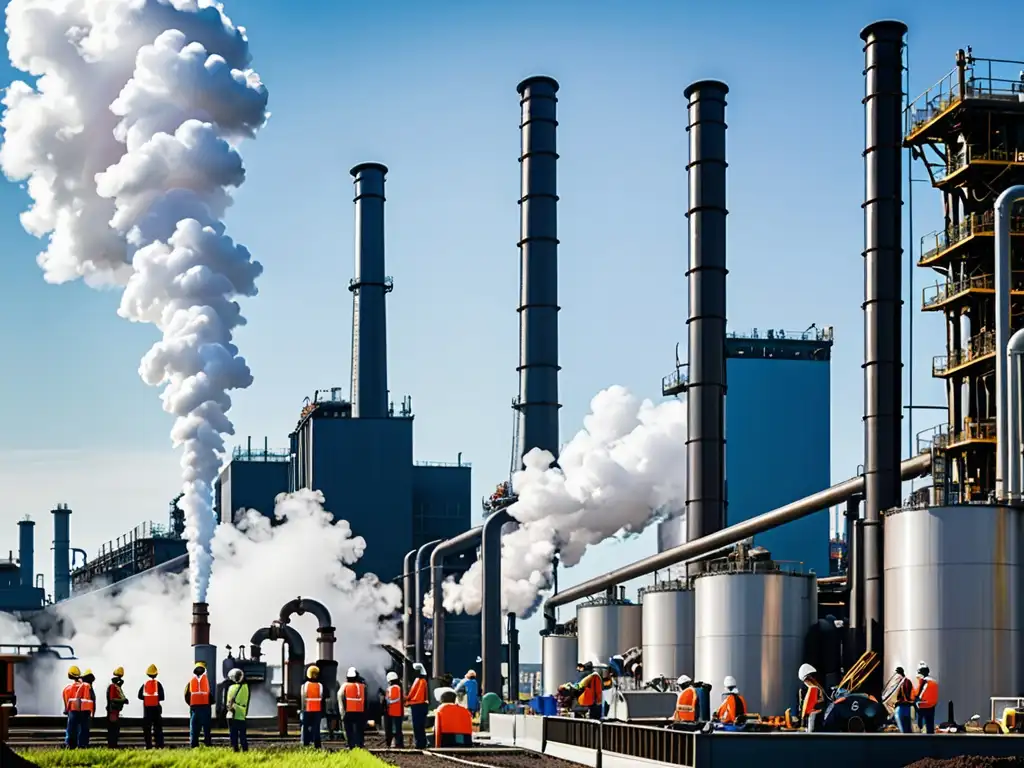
[579,596,636,608]
[638,578,691,596]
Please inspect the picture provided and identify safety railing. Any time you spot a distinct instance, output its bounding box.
[933,330,996,376]
[601,721,697,767]
[414,460,471,468]
[919,212,1024,265]
[544,717,601,751]
[936,145,1024,182]
[231,445,291,462]
[921,273,1024,309]
[662,368,688,396]
[905,56,1024,138]
[949,420,997,446]
[917,422,949,454]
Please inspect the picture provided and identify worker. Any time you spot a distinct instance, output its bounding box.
[183,661,213,748]
[892,665,916,734]
[407,662,430,749]
[339,666,367,749]
[105,667,128,747]
[62,665,82,749]
[914,662,939,734]
[715,676,747,726]
[77,669,97,747]
[383,671,405,748]
[479,691,505,731]
[673,675,698,723]
[454,669,479,714]
[434,687,473,747]
[576,661,604,720]
[226,667,250,752]
[300,664,326,749]
[798,664,827,732]
[138,664,165,749]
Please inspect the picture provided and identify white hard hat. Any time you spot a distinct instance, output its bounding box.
[387,672,399,682]
[433,686,456,704]
[917,660,928,671]
[347,667,358,678]
[412,662,426,675]
[677,674,692,686]
[798,663,817,681]
[723,675,737,689]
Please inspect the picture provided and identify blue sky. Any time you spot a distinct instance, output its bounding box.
[0,0,1020,659]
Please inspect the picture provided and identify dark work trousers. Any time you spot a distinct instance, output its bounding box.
[343,713,365,748]
[918,706,936,734]
[229,719,248,751]
[76,713,92,747]
[383,712,405,748]
[142,707,164,748]
[64,712,82,749]
[588,704,602,720]
[410,703,429,749]
[106,712,121,746]
[301,712,322,748]
[189,705,212,747]
[894,703,914,733]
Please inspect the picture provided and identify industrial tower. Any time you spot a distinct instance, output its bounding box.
[907,49,1024,502]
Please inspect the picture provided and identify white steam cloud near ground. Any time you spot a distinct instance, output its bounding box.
[424,385,688,619]
[0,0,268,602]
[5,490,403,716]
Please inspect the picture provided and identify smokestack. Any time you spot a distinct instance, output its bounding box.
[683,80,729,547]
[515,76,561,464]
[349,162,391,419]
[51,504,70,602]
[18,517,33,589]
[191,602,211,646]
[860,20,906,663]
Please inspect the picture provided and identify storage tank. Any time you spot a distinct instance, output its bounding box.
[576,595,642,665]
[640,580,694,683]
[694,557,816,716]
[884,504,1023,718]
[542,634,579,696]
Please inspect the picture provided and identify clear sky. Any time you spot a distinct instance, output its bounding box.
[0,0,1019,660]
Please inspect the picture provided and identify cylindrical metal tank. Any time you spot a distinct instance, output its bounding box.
[884,505,1023,718]
[542,634,578,696]
[694,566,817,716]
[576,598,642,665]
[640,581,694,682]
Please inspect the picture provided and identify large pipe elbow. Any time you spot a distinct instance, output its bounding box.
[279,597,333,629]
[279,624,306,662]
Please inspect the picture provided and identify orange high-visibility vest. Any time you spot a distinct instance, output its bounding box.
[577,673,603,707]
[80,683,95,713]
[343,682,366,713]
[802,683,824,719]
[143,679,161,707]
[407,678,427,705]
[675,687,697,722]
[303,682,323,712]
[717,693,746,724]
[895,677,914,704]
[189,674,210,706]
[62,683,77,712]
[918,678,939,709]
[434,702,473,746]
[387,684,404,717]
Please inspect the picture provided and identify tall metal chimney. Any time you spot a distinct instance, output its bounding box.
[349,162,391,419]
[51,504,70,602]
[190,601,218,698]
[860,20,906,663]
[515,76,561,464]
[683,80,729,547]
[18,517,34,589]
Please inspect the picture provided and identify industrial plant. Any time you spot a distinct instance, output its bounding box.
[5,14,1024,768]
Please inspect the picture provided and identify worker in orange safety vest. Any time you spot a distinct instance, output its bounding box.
[434,687,473,747]
[913,662,939,734]
[892,665,916,733]
[798,664,828,732]
[406,663,430,748]
[715,676,747,726]
[339,667,367,749]
[105,667,128,747]
[183,662,212,748]
[383,671,405,748]
[576,662,605,720]
[76,670,97,748]
[673,675,698,723]
[62,665,86,749]
[300,664,326,749]
[138,664,165,748]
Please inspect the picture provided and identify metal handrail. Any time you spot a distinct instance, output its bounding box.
[936,145,1024,181]
[905,56,1024,137]
[662,368,688,393]
[919,212,1024,264]
[933,330,996,376]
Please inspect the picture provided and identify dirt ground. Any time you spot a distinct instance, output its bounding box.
[905,758,1024,768]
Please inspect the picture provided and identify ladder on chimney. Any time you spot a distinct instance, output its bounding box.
[350,294,359,403]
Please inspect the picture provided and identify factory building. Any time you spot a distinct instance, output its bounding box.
[70,519,187,596]
[658,327,833,575]
[215,438,290,525]
[0,518,46,612]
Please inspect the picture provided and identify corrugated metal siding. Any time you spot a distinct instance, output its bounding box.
[411,465,472,546]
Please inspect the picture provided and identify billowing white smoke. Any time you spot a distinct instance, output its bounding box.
[1,0,268,602]
[10,490,403,717]
[425,386,687,618]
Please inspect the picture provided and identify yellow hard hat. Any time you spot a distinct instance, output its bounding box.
[67,665,81,678]
[146,664,158,677]
[113,667,124,677]
[195,661,207,669]
[82,669,93,677]
[307,665,320,679]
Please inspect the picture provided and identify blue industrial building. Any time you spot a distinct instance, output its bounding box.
[659,327,833,576]
[215,439,291,525]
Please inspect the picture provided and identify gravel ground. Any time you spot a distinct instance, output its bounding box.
[905,759,1024,768]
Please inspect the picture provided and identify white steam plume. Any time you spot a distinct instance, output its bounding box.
[1,0,269,602]
[425,385,687,618]
[9,490,403,716]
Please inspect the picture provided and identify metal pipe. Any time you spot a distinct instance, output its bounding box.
[402,548,416,673]
[515,76,561,465]
[348,162,390,419]
[995,186,1024,499]
[414,539,442,665]
[542,453,931,618]
[430,526,484,678]
[481,509,513,695]
[1008,329,1024,497]
[845,494,862,661]
[278,597,335,661]
[250,623,305,701]
[17,518,33,589]
[860,19,907,663]
[51,504,70,603]
[191,602,211,647]
[683,79,729,547]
